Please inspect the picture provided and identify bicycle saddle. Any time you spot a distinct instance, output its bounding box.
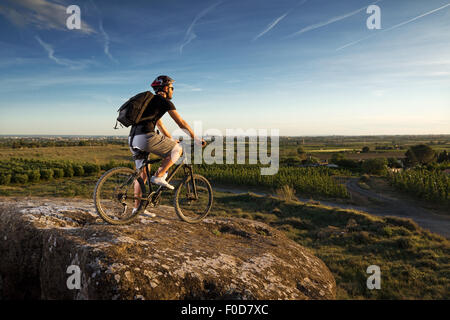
[132,148,149,160]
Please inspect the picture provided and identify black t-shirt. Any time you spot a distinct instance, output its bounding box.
[132,94,176,135]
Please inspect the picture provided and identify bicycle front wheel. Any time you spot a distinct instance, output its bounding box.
[173,174,213,223]
[93,167,145,225]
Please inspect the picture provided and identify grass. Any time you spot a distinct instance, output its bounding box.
[207,192,449,300]
[275,185,298,202]
[0,145,131,164]
[0,176,99,197]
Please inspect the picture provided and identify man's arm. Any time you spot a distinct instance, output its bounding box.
[156,119,172,139]
[168,110,205,145]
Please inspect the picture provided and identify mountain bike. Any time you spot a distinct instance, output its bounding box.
[93,141,213,225]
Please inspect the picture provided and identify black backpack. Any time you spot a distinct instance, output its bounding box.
[114,91,154,129]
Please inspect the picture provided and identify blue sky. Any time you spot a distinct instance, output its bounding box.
[0,0,449,136]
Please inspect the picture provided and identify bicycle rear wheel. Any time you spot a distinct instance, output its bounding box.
[173,174,213,223]
[93,167,145,225]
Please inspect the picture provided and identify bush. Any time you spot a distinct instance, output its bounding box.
[0,174,11,185]
[82,163,100,176]
[26,169,40,182]
[53,168,64,178]
[63,164,74,178]
[362,158,387,175]
[40,168,54,180]
[335,159,360,170]
[12,173,28,184]
[101,160,118,171]
[73,165,84,176]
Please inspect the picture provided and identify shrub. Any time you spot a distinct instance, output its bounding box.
[63,164,74,178]
[362,158,387,175]
[0,174,12,185]
[82,163,100,176]
[40,168,54,180]
[73,165,84,176]
[335,159,360,170]
[27,169,40,182]
[12,173,28,184]
[101,160,117,171]
[52,168,64,179]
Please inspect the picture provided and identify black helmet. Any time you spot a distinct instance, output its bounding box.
[151,75,174,91]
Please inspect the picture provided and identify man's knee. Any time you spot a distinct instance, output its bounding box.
[170,144,182,161]
[173,143,182,154]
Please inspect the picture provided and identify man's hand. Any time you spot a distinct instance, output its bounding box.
[194,137,206,147]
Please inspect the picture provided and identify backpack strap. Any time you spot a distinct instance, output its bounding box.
[134,91,154,124]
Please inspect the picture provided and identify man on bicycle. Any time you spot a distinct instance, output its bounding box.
[129,75,205,214]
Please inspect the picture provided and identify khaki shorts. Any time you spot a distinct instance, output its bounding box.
[128,133,177,169]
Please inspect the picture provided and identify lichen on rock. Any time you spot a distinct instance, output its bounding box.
[0,197,336,300]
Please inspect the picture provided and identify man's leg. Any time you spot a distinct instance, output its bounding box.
[134,166,148,209]
[154,143,183,177]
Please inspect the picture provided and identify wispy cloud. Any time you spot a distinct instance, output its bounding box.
[0,0,95,33]
[99,19,118,63]
[336,2,450,51]
[35,36,69,66]
[253,0,307,41]
[253,12,289,41]
[89,0,118,63]
[35,36,92,69]
[180,1,222,54]
[286,0,381,38]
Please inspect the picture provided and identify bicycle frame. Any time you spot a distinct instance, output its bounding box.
[136,152,198,205]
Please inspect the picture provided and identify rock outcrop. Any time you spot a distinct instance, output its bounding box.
[0,197,336,300]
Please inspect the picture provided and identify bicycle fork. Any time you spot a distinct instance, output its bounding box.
[184,165,198,200]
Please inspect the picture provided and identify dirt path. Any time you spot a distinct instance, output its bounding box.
[213,182,450,239]
[345,178,450,238]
